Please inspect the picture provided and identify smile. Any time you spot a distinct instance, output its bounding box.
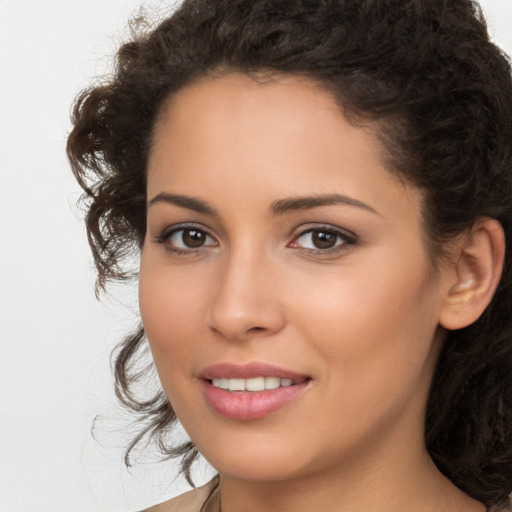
[211,376,296,392]
[200,363,311,420]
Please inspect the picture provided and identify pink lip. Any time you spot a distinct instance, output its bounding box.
[199,362,311,421]
[199,362,308,381]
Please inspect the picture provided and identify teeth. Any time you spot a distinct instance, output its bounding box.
[264,376,280,389]
[216,378,229,390]
[246,377,265,391]
[211,377,297,392]
[228,378,245,391]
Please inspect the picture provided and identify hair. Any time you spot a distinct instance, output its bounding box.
[67,0,512,508]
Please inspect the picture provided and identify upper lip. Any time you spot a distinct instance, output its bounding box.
[199,362,310,381]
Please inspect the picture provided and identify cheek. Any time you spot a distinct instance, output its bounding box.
[289,249,441,398]
[138,256,206,379]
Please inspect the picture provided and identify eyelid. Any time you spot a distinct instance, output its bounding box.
[290,223,356,240]
[157,222,214,238]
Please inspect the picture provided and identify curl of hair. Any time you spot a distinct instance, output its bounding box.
[68,0,512,507]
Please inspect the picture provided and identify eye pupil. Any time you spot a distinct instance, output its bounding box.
[183,229,205,248]
[312,230,336,249]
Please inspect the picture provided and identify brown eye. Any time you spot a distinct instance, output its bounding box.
[311,230,338,249]
[167,227,217,250]
[182,229,206,248]
[289,226,356,253]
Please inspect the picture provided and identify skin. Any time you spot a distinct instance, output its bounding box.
[139,74,487,511]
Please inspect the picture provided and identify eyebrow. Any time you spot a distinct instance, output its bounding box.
[148,192,379,217]
[148,192,217,215]
[271,194,380,216]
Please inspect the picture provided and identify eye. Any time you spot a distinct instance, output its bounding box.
[155,226,217,252]
[289,226,355,252]
[170,228,214,249]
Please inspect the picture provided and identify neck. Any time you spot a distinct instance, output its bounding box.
[218,433,485,512]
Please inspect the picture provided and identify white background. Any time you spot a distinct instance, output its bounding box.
[0,1,511,511]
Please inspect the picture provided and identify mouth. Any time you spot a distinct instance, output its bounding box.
[209,376,305,392]
[199,363,311,420]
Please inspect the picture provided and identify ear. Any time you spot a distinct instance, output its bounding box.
[439,218,505,331]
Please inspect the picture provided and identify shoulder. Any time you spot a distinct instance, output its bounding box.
[141,477,219,512]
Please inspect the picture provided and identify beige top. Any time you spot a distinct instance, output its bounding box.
[142,477,220,512]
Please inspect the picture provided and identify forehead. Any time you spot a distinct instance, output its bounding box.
[147,73,422,229]
[151,73,347,157]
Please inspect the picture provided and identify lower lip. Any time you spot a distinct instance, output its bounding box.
[202,380,310,421]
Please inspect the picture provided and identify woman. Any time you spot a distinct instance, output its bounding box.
[67,0,512,510]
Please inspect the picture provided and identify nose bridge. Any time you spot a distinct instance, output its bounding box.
[208,241,284,341]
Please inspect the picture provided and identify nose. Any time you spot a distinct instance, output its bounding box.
[208,248,286,342]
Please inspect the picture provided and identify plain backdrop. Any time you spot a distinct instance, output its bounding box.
[0,1,511,511]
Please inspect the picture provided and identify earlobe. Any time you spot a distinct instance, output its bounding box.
[439,218,505,331]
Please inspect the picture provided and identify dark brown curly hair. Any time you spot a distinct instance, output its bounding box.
[67,0,512,508]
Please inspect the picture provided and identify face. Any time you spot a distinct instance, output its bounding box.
[139,74,450,483]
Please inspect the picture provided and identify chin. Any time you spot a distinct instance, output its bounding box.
[211,456,308,483]
[193,429,319,483]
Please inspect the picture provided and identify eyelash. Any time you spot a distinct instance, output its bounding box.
[153,224,357,256]
[153,224,218,255]
[289,225,357,256]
